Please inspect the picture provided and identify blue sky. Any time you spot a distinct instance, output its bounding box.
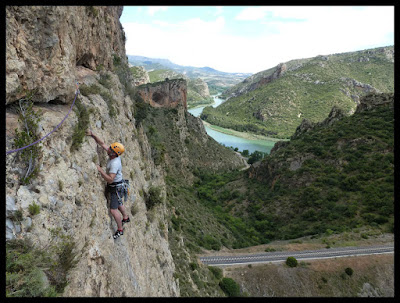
[120,6,394,74]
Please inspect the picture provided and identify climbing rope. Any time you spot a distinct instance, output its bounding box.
[6,82,81,155]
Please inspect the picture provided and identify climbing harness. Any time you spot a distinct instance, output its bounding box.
[6,82,81,155]
[108,179,130,204]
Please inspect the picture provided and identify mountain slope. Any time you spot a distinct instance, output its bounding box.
[202,46,394,139]
[195,93,394,245]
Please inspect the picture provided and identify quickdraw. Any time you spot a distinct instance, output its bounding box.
[108,179,130,204]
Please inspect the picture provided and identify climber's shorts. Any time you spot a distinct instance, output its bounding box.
[108,186,124,209]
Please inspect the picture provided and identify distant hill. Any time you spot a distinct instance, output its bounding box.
[127,55,252,95]
[202,46,394,139]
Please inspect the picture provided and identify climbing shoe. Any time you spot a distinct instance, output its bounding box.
[122,217,130,225]
[113,229,123,239]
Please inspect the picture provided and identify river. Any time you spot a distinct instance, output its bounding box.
[188,95,277,154]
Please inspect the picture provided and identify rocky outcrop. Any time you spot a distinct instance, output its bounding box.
[130,66,150,86]
[136,79,187,110]
[291,106,344,140]
[248,63,287,92]
[6,6,126,105]
[355,92,394,113]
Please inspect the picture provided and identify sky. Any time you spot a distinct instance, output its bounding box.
[120,6,394,74]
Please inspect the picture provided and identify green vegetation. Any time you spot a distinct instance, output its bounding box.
[6,229,78,297]
[136,87,392,296]
[219,277,241,297]
[286,257,298,267]
[98,73,113,89]
[70,98,91,152]
[194,95,393,243]
[113,54,137,101]
[13,96,43,184]
[79,83,101,96]
[208,266,223,280]
[345,267,354,276]
[9,209,23,222]
[86,6,99,18]
[28,202,40,216]
[204,46,394,138]
[145,186,164,210]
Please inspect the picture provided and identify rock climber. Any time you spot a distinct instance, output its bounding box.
[86,129,130,239]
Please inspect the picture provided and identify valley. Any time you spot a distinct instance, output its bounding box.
[6,5,394,298]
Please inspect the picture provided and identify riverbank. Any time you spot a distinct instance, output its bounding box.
[202,120,288,143]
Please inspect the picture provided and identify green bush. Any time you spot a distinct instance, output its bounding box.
[208,266,223,280]
[145,186,164,210]
[286,256,298,267]
[78,83,101,96]
[248,150,266,164]
[219,277,241,297]
[189,262,198,271]
[71,98,90,152]
[98,73,112,89]
[99,90,117,118]
[134,99,149,126]
[28,202,40,216]
[9,209,23,222]
[6,234,77,297]
[345,267,354,276]
[13,98,43,184]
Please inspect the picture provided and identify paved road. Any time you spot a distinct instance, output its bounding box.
[199,245,394,266]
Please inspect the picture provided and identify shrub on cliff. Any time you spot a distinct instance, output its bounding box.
[6,230,77,297]
[13,96,43,184]
[71,98,91,152]
[145,186,164,210]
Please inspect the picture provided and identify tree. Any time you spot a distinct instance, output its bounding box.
[248,151,265,164]
[286,256,298,267]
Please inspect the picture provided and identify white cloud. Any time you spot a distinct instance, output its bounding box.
[235,7,269,21]
[148,6,168,16]
[215,6,224,16]
[123,6,394,74]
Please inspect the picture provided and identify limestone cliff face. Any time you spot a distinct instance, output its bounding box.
[6,6,126,105]
[6,67,179,298]
[6,6,179,297]
[136,79,188,110]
